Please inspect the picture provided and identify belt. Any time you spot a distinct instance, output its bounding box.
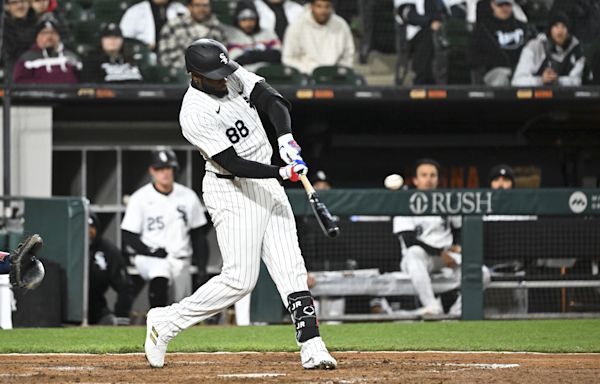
[211,172,234,180]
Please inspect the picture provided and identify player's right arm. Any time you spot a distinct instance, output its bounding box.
[180,112,306,181]
[120,192,167,258]
[393,216,443,256]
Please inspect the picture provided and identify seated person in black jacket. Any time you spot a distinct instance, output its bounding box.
[469,0,533,86]
[88,212,134,325]
[81,23,143,83]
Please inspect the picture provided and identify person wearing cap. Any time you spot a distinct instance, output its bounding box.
[121,147,208,308]
[13,13,81,84]
[2,0,37,69]
[81,23,143,83]
[512,12,585,87]
[282,0,354,75]
[470,0,533,86]
[158,0,226,70]
[489,164,515,189]
[225,0,281,73]
[120,0,189,52]
[312,170,332,191]
[88,212,134,326]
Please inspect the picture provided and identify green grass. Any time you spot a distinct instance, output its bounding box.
[1,320,599,354]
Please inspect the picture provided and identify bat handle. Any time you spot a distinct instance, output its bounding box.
[299,175,315,195]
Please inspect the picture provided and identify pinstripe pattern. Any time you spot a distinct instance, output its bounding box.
[163,173,308,330]
[161,67,308,332]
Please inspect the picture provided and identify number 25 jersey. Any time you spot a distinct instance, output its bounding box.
[179,66,273,175]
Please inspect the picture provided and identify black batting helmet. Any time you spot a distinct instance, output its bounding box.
[150,148,179,169]
[185,38,239,80]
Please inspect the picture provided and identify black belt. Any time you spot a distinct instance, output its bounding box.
[213,172,234,180]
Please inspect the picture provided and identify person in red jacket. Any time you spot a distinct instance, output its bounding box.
[13,14,81,84]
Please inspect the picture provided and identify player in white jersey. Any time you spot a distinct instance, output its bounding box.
[121,148,208,307]
[392,158,462,316]
[144,39,336,370]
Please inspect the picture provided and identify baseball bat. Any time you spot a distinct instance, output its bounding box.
[299,175,340,238]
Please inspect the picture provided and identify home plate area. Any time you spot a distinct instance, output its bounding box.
[1,352,599,383]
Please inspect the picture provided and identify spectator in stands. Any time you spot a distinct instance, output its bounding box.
[282,0,354,75]
[470,0,532,86]
[550,0,600,84]
[393,159,462,316]
[254,0,303,41]
[489,164,515,189]
[512,12,585,87]
[225,0,281,72]
[159,0,226,69]
[395,0,450,85]
[13,15,81,84]
[88,212,134,326]
[81,23,143,83]
[30,0,72,46]
[2,0,37,69]
[120,0,188,52]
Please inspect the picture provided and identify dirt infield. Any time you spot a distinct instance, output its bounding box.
[1,352,599,383]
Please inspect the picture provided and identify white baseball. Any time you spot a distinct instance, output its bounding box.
[384,174,404,190]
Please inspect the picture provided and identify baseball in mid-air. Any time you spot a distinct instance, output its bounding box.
[384,174,404,190]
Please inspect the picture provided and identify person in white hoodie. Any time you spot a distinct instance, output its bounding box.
[120,0,189,52]
[512,12,585,87]
[282,0,354,75]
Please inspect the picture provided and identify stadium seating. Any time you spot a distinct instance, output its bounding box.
[312,65,366,86]
[256,64,309,86]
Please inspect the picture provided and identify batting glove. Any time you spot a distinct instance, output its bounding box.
[277,133,302,164]
[280,159,308,182]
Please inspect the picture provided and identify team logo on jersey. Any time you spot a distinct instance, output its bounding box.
[94,251,107,271]
[219,53,229,64]
[568,191,588,214]
[177,206,188,226]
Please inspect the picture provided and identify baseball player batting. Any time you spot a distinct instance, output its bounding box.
[144,39,336,370]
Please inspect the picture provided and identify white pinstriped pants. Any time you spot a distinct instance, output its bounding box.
[163,173,309,332]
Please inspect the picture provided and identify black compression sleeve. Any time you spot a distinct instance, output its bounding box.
[398,231,443,256]
[190,226,209,276]
[250,81,292,137]
[122,230,152,255]
[212,147,281,179]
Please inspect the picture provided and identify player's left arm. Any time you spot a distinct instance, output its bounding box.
[249,81,301,164]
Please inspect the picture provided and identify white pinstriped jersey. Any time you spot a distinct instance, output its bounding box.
[179,66,272,175]
[393,215,462,250]
[121,183,207,258]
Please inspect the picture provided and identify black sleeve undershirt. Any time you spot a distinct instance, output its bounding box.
[212,147,281,179]
[249,81,292,138]
[122,230,151,255]
[398,230,443,256]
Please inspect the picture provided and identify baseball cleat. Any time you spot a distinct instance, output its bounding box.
[144,308,169,368]
[300,336,337,369]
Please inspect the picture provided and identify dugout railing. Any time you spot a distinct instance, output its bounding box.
[286,189,600,321]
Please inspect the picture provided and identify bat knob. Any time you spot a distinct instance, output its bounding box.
[327,226,340,238]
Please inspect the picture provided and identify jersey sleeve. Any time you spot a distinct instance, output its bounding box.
[229,65,265,100]
[181,112,231,159]
[121,192,144,234]
[190,192,208,229]
[392,216,415,234]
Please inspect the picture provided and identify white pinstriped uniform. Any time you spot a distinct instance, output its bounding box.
[121,183,207,300]
[155,66,309,331]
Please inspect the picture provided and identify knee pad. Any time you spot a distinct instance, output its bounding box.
[287,291,320,343]
[149,277,169,308]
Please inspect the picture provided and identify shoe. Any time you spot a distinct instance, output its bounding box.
[300,337,337,369]
[144,308,169,368]
[417,298,444,318]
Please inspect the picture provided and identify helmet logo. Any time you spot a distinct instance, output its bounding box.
[159,152,168,162]
[219,53,229,64]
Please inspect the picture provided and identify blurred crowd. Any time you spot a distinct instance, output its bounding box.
[1,0,599,86]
